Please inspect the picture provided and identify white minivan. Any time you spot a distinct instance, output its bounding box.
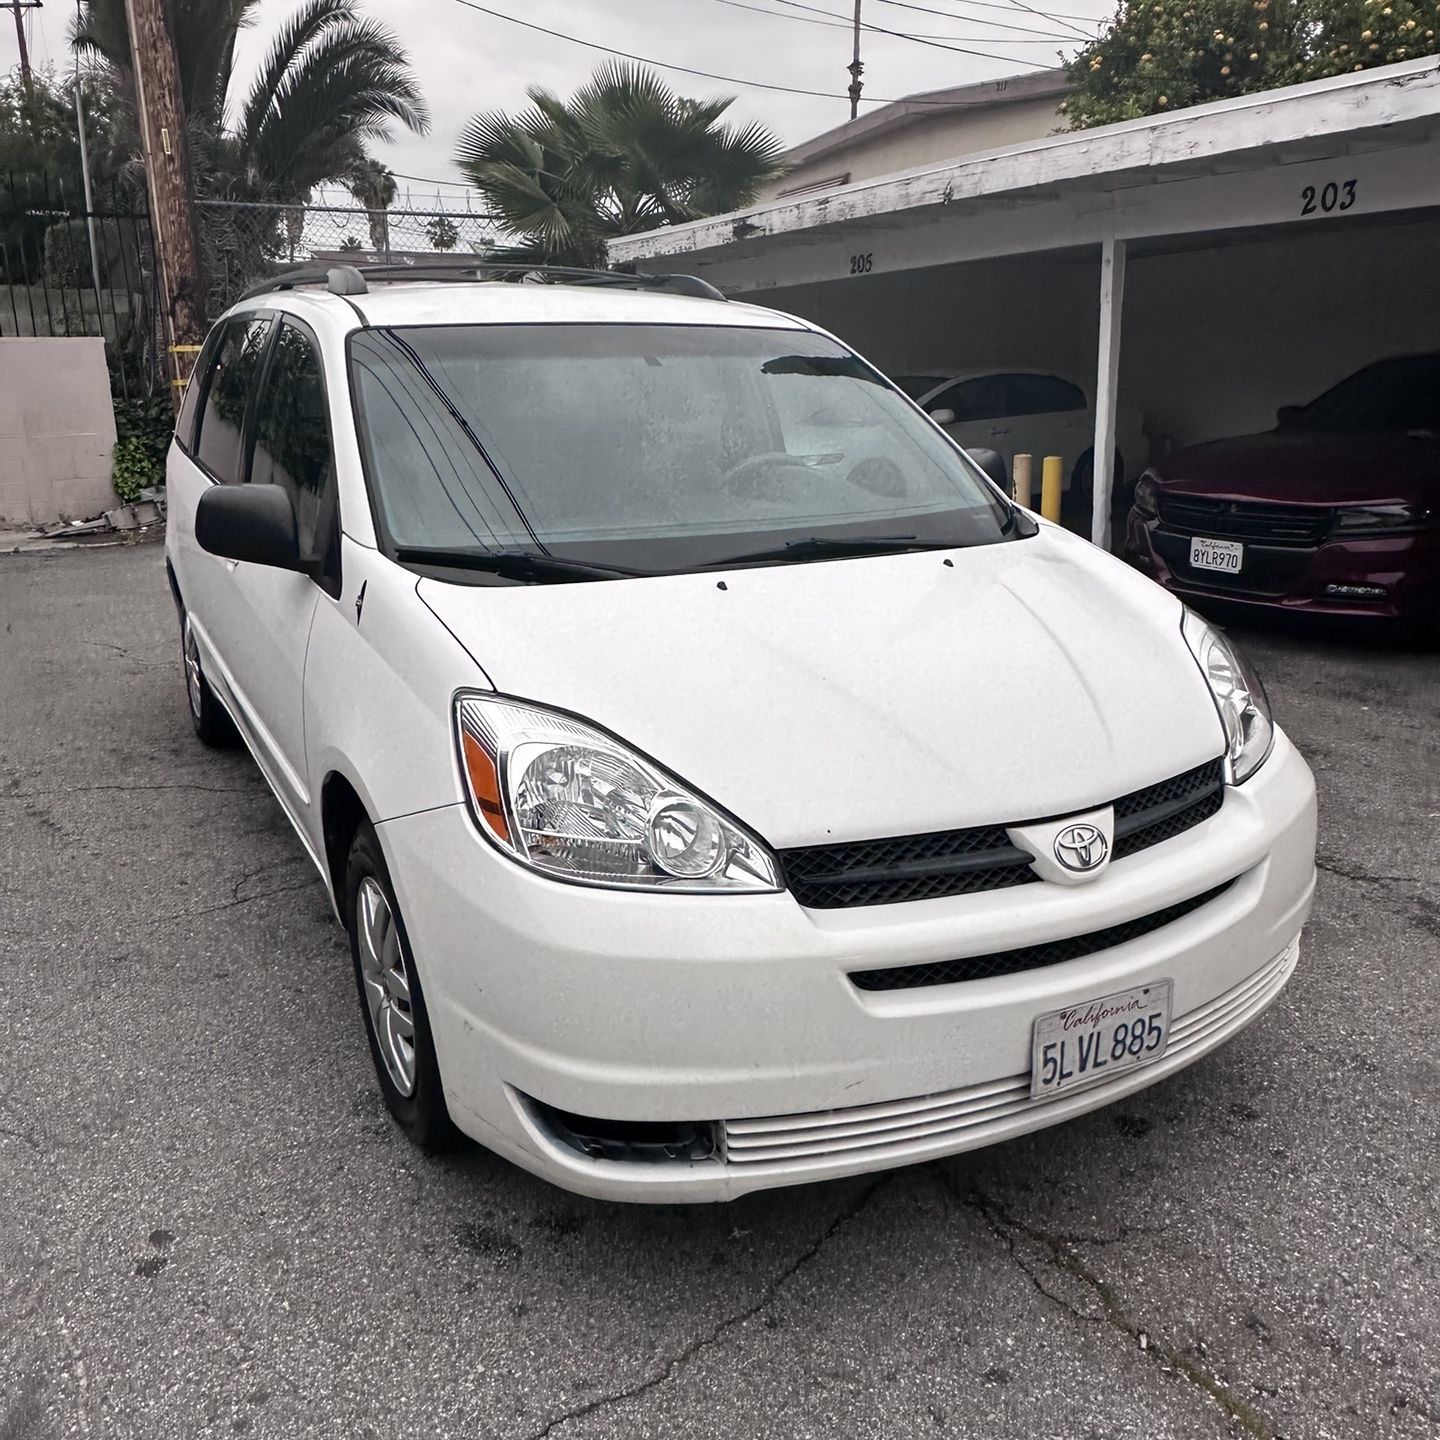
[165,265,1317,1203]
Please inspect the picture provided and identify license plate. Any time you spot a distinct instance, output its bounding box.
[1030,980,1173,1100]
[1190,536,1243,573]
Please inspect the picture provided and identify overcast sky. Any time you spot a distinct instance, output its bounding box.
[3,0,1112,202]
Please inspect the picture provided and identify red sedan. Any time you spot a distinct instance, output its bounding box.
[1125,354,1440,630]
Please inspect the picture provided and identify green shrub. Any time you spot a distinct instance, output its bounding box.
[110,391,173,501]
[111,435,159,503]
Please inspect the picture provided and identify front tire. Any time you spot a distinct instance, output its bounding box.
[1070,448,1127,507]
[180,610,238,747]
[345,822,456,1151]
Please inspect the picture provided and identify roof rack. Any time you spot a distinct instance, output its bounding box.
[239,262,726,303]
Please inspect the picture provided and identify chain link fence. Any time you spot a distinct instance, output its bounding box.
[1,172,163,398]
[195,198,501,317]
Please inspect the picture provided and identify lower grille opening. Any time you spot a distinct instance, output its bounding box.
[529,1099,719,1164]
[849,881,1236,992]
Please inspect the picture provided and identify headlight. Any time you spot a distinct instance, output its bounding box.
[1330,503,1432,536]
[1181,611,1274,784]
[1133,475,1159,520]
[454,694,782,893]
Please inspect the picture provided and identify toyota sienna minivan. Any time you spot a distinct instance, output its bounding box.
[165,264,1317,1202]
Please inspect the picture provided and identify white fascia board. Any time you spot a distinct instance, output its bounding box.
[611,58,1440,265]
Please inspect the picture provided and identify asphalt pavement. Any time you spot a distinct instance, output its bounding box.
[1,541,1436,1440]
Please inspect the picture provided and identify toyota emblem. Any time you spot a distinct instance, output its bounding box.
[1054,823,1108,872]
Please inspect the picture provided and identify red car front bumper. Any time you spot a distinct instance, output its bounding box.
[1125,510,1440,624]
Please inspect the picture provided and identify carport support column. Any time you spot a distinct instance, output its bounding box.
[1090,236,1127,551]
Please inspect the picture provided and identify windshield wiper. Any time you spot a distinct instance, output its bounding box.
[394,545,649,582]
[1001,503,1039,537]
[701,535,944,567]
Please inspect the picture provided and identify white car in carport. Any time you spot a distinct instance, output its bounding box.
[895,370,1140,503]
[164,264,1317,1203]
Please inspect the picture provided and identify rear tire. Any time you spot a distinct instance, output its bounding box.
[345,822,456,1152]
[180,609,238,747]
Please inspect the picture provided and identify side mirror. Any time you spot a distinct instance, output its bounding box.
[967,447,1010,491]
[1276,405,1301,428]
[928,407,956,426]
[196,484,310,575]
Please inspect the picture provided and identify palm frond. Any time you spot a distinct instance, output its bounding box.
[459,61,784,263]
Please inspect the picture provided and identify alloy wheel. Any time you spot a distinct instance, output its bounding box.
[183,619,204,720]
[356,876,417,1097]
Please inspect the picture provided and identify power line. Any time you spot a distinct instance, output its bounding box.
[878,0,1098,38]
[763,0,1076,44]
[389,170,476,187]
[448,0,1062,94]
[709,0,1066,37]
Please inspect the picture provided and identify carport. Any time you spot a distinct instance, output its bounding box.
[610,58,1440,550]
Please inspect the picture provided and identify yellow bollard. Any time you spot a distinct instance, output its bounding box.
[1012,453,1033,509]
[1040,455,1063,523]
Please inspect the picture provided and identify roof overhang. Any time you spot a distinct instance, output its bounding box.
[612,59,1440,289]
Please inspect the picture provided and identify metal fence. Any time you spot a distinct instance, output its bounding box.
[194,197,500,316]
[1,181,504,391]
[0,172,163,398]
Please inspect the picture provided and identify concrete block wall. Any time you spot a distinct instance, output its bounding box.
[0,337,118,525]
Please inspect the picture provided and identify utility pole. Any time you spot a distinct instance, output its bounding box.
[8,0,41,97]
[847,0,864,120]
[122,0,205,408]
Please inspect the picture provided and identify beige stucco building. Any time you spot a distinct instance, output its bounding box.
[758,70,1073,202]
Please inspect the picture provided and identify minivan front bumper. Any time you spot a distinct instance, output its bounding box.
[379,730,1316,1201]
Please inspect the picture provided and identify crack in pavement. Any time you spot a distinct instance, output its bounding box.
[954,1182,1276,1440]
[155,878,320,924]
[521,1175,894,1439]
[1316,856,1425,889]
[0,1124,40,1153]
[81,638,172,669]
[4,781,265,798]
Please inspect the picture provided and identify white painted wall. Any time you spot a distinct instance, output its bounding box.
[760,95,1068,201]
[0,338,118,524]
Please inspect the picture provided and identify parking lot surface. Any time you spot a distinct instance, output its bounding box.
[1,542,1436,1440]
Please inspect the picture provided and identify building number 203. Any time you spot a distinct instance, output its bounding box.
[1300,179,1357,216]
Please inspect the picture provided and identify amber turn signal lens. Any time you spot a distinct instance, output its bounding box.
[461,729,510,844]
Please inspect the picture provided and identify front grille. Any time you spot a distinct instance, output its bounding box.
[1151,530,1313,597]
[780,825,1035,909]
[722,939,1298,1168]
[1157,494,1333,546]
[849,881,1234,991]
[780,758,1225,909]
[1112,758,1224,859]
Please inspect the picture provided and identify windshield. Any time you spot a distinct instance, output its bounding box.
[1291,355,1440,433]
[348,323,1013,576]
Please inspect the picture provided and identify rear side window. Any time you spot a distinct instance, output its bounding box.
[1002,374,1087,417]
[195,317,272,483]
[174,326,222,452]
[249,320,336,563]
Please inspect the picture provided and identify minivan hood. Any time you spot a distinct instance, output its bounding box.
[419,529,1225,848]
[1156,429,1440,505]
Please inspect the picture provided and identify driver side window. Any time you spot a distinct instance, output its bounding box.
[249,320,338,575]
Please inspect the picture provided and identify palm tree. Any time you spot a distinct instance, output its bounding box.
[347,157,397,255]
[72,0,429,202]
[455,62,784,269]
